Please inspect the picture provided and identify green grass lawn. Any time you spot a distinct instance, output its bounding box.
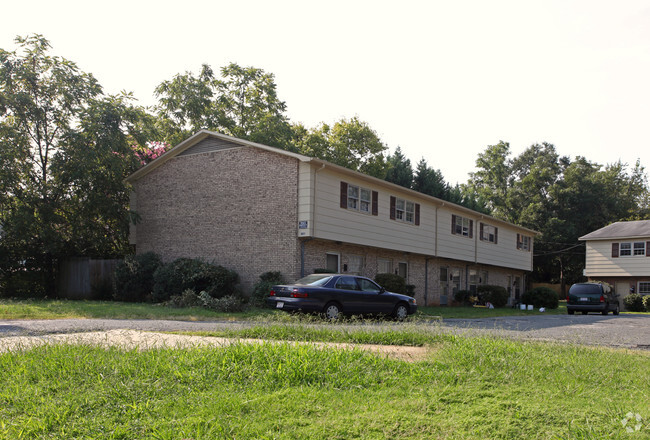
[0,327,648,439]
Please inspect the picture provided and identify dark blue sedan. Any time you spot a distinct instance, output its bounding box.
[267,274,417,320]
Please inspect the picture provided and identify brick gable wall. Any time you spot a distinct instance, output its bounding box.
[132,146,300,291]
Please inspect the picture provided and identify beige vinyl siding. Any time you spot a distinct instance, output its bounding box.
[436,207,476,262]
[479,227,533,271]
[311,169,436,255]
[297,162,314,237]
[585,240,650,276]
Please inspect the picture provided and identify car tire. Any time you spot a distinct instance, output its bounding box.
[323,302,342,321]
[567,309,574,315]
[613,304,620,316]
[602,309,608,315]
[393,303,409,321]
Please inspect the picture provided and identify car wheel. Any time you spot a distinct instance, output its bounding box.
[323,302,342,320]
[567,309,574,315]
[393,303,409,321]
[613,304,620,316]
[602,309,608,315]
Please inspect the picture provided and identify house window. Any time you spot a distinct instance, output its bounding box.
[451,268,462,294]
[390,196,420,225]
[452,215,473,238]
[480,223,498,244]
[469,269,479,294]
[377,258,392,275]
[347,255,364,274]
[517,234,531,251]
[340,182,377,215]
[639,282,650,295]
[619,242,646,257]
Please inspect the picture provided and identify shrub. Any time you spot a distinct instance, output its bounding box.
[524,287,557,309]
[477,285,509,308]
[113,252,163,302]
[643,295,650,312]
[314,268,336,274]
[251,271,284,307]
[165,289,203,308]
[199,292,246,313]
[152,258,239,303]
[521,287,559,309]
[374,273,406,294]
[453,290,472,305]
[624,293,645,312]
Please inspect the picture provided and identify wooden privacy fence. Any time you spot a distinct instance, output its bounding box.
[58,258,121,300]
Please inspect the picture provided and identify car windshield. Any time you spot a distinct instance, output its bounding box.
[294,274,332,286]
[569,284,601,295]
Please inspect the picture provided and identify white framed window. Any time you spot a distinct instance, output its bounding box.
[517,234,531,251]
[347,255,364,274]
[480,223,497,244]
[619,242,646,257]
[638,282,650,295]
[345,183,373,214]
[377,258,392,274]
[452,215,473,237]
[396,198,415,223]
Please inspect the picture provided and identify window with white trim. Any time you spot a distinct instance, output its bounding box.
[619,242,646,257]
[347,255,364,274]
[377,258,392,274]
[639,282,650,295]
[480,223,497,244]
[396,198,415,223]
[453,215,472,237]
[347,185,371,213]
[517,234,531,251]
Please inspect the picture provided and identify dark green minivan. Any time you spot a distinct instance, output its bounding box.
[567,283,620,315]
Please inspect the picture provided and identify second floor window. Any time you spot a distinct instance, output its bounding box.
[452,215,473,238]
[618,242,646,257]
[390,196,420,225]
[517,234,532,251]
[340,182,378,215]
[480,223,498,243]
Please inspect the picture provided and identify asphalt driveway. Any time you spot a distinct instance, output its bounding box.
[0,314,648,350]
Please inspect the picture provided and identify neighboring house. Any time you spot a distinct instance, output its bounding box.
[126,130,537,306]
[579,220,650,299]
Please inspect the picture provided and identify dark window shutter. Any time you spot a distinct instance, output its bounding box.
[390,196,396,220]
[495,227,498,244]
[451,215,457,234]
[479,223,484,241]
[646,242,650,257]
[517,233,521,249]
[340,182,348,209]
[612,243,619,258]
[469,220,474,238]
[372,191,378,216]
[415,204,420,225]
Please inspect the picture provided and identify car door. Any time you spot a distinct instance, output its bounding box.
[357,278,393,314]
[333,276,365,313]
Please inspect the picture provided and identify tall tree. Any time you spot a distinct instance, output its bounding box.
[468,141,513,221]
[155,63,293,149]
[412,158,448,198]
[0,35,146,296]
[292,117,388,178]
[385,147,413,188]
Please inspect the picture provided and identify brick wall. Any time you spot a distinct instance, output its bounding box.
[132,147,300,291]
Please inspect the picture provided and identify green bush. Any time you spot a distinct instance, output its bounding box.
[521,287,559,309]
[374,273,406,294]
[643,295,650,312]
[453,290,472,305]
[165,289,203,308]
[477,285,509,308]
[152,258,239,303]
[624,293,645,312]
[113,252,163,302]
[251,271,284,306]
[200,292,246,313]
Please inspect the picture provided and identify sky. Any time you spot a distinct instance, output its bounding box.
[3,0,650,184]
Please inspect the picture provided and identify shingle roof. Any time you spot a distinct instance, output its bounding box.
[579,220,650,240]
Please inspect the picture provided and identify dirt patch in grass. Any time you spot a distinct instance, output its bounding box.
[0,329,430,362]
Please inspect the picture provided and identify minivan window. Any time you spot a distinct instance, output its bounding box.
[569,284,601,295]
